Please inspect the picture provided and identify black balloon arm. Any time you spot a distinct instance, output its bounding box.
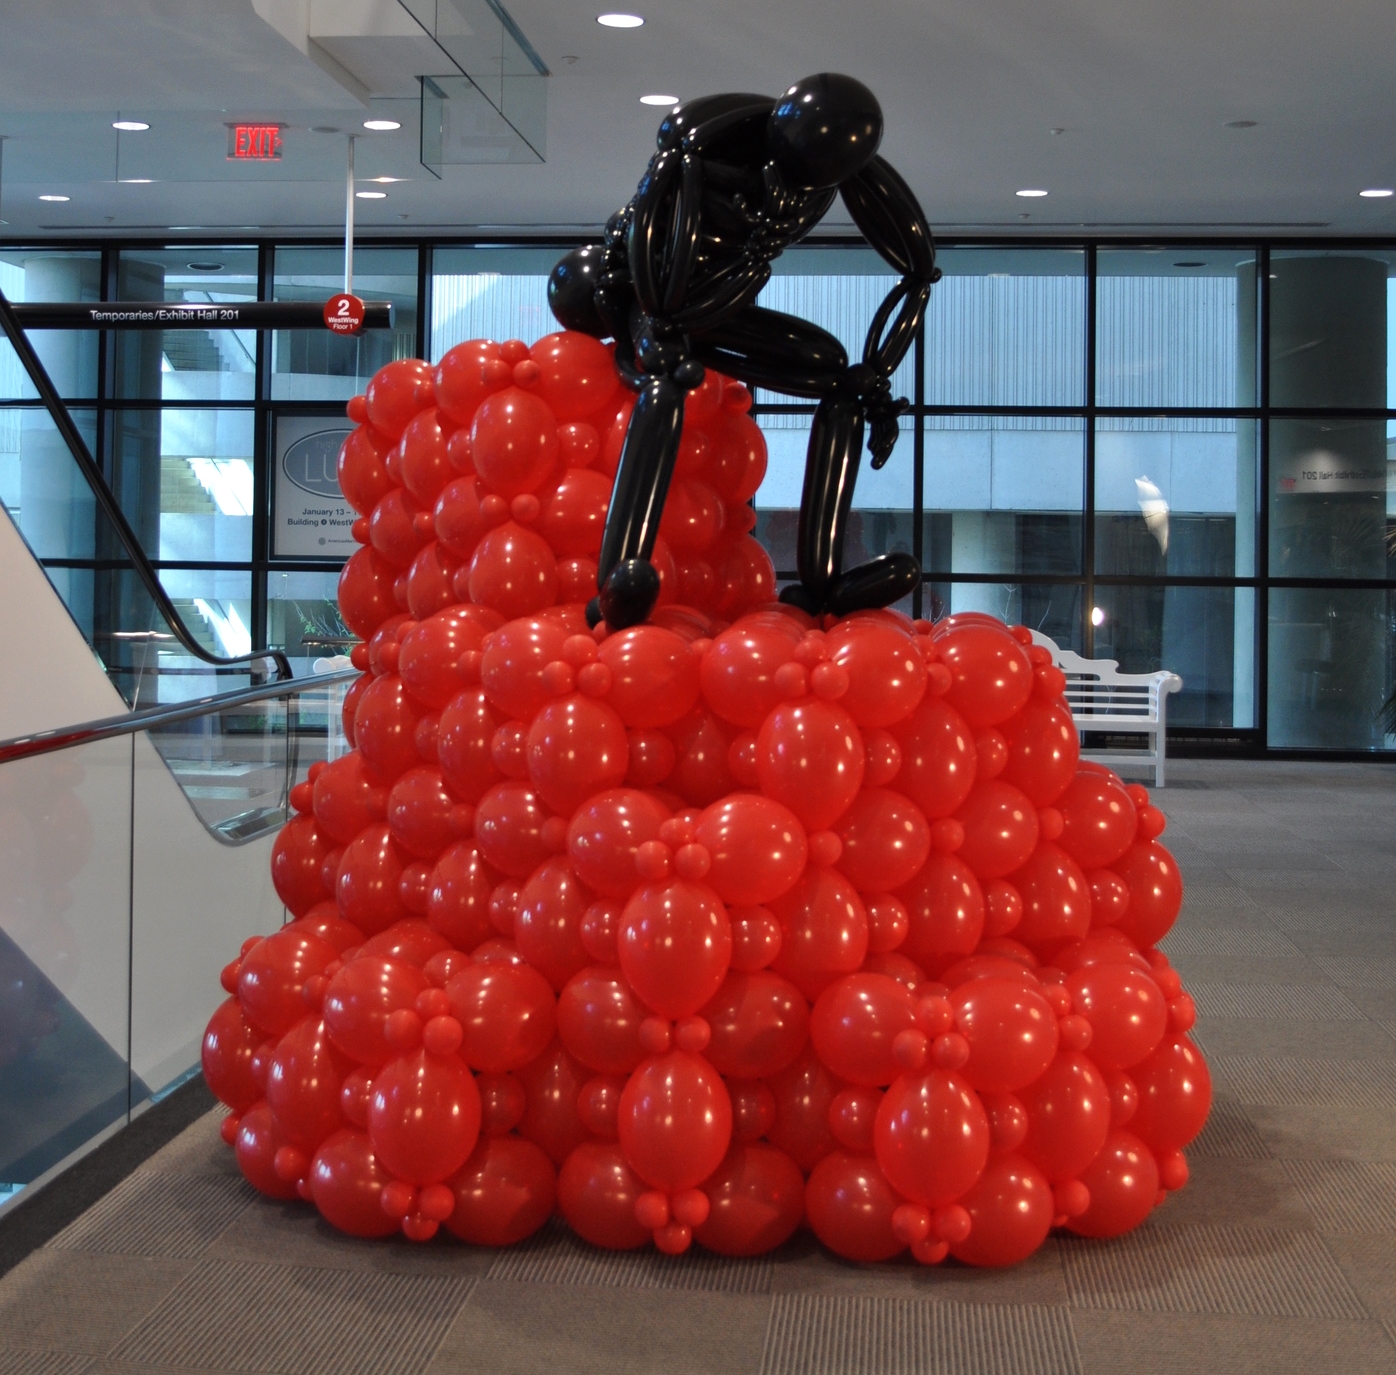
[678,96,777,154]
[627,150,683,315]
[841,156,936,278]
[660,155,705,314]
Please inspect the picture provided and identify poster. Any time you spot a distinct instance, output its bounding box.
[273,413,358,557]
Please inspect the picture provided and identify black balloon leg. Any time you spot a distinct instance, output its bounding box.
[827,552,921,616]
[794,396,864,608]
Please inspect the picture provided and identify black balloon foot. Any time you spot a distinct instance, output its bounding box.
[585,596,604,629]
[778,582,824,616]
[598,559,661,629]
[826,553,922,617]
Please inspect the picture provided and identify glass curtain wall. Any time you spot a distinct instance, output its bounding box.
[4,236,1396,751]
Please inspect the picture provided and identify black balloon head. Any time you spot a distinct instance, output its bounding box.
[768,73,882,190]
[547,245,608,337]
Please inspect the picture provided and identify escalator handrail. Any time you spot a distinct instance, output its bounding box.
[0,287,293,682]
[0,668,358,765]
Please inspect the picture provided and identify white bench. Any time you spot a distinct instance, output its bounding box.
[1028,630,1183,787]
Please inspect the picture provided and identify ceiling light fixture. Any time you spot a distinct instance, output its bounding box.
[1173,260,1204,267]
[38,194,69,202]
[187,262,223,272]
[355,190,388,199]
[112,120,150,132]
[1359,188,1394,198]
[640,94,679,106]
[1015,188,1048,198]
[119,178,153,184]
[597,12,644,26]
[1224,119,1257,128]
[363,119,401,131]
[368,177,404,183]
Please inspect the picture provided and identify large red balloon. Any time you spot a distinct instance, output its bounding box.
[834,788,931,893]
[999,698,1079,805]
[436,687,503,804]
[764,1044,841,1171]
[514,857,593,992]
[804,1151,905,1262]
[368,1049,481,1184]
[515,1038,589,1166]
[1017,1051,1112,1183]
[526,694,629,815]
[810,973,917,1088]
[202,996,263,1112]
[896,853,985,971]
[480,616,574,721]
[322,956,429,1065]
[444,1135,556,1245]
[825,618,928,727]
[271,814,333,917]
[1009,842,1093,950]
[937,624,1033,727]
[618,1050,732,1191]
[336,823,408,937]
[557,1141,650,1250]
[950,1153,1054,1268]
[238,928,338,1038]
[597,626,701,727]
[701,970,809,1080]
[695,794,807,906]
[235,1102,299,1199]
[266,1016,352,1152]
[768,867,869,1001]
[447,961,556,1072]
[531,331,619,421]
[354,676,424,784]
[1110,841,1184,949]
[696,1144,805,1256]
[1068,1129,1159,1238]
[951,977,1059,1093]
[891,695,977,821]
[556,965,647,1075]
[874,1069,990,1206]
[956,781,1040,879]
[1129,1034,1211,1154]
[1057,771,1138,869]
[471,386,559,496]
[756,700,864,831]
[426,841,497,950]
[309,1129,399,1237]
[618,879,731,1019]
[1068,962,1168,1069]
[699,620,798,727]
[567,789,670,898]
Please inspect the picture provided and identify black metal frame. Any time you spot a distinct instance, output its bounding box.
[3,231,1395,757]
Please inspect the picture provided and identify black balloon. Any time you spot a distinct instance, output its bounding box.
[556,72,938,630]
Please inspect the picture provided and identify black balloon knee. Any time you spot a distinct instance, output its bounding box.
[827,553,922,616]
[778,582,823,615]
[598,559,661,629]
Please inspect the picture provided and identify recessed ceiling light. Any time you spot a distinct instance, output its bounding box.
[368,177,404,183]
[640,94,678,106]
[1015,188,1048,198]
[112,120,150,132]
[38,194,69,202]
[1359,188,1394,198]
[362,119,401,131]
[187,262,223,272]
[1173,260,1205,267]
[1224,119,1257,128]
[597,12,644,26]
[355,190,388,199]
[119,178,153,184]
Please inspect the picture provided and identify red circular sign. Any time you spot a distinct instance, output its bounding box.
[324,292,365,336]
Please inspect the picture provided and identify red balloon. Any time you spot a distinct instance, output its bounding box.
[874,1069,990,1206]
[480,616,575,721]
[471,386,559,496]
[238,928,338,1038]
[202,996,263,1112]
[825,618,928,727]
[891,695,977,820]
[1017,1051,1113,1183]
[338,547,399,639]
[437,687,503,804]
[447,961,557,1072]
[618,879,732,1019]
[426,841,498,950]
[368,1048,481,1184]
[386,766,466,859]
[765,1043,841,1171]
[1057,771,1138,870]
[312,753,387,846]
[1129,1034,1211,1154]
[527,694,629,814]
[810,973,917,1088]
[336,823,408,936]
[1009,842,1093,950]
[956,781,1040,879]
[469,522,558,619]
[597,626,701,728]
[567,788,670,899]
[804,1150,905,1262]
[1050,927,1151,974]
[266,1016,352,1152]
[530,331,619,422]
[473,782,553,879]
[537,466,611,557]
[271,813,333,917]
[399,407,454,507]
[235,1101,299,1199]
[1110,841,1184,949]
[999,698,1079,806]
[369,487,430,569]
[701,970,810,1080]
[664,708,738,806]
[354,675,423,783]
[444,1135,557,1246]
[323,956,430,1065]
[338,424,394,517]
[707,409,767,503]
[515,1038,590,1166]
[950,977,1059,1093]
[949,1153,1054,1268]
[357,919,449,967]
[309,1128,399,1237]
[835,788,931,893]
[699,620,798,727]
[1068,963,1168,1069]
[660,477,725,553]
[618,1050,732,1191]
[695,1144,805,1256]
[695,794,807,906]
[556,965,647,1074]
[557,1141,651,1250]
[514,857,593,992]
[366,357,433,439]
[398,606,495,708]
[434,476,489,559]
[713,536,776,618]
[768,866,869,1001]
[1068,1129,1159,1238]
[896,853,985,971]
[756,699,864,831]
[937,624,1033,727]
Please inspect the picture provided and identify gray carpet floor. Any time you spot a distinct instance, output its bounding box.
[2,758,1395,1374]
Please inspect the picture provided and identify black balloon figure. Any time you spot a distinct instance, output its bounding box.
[548,72,940,630]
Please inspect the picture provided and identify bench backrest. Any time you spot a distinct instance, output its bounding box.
[1027,632,1182,723]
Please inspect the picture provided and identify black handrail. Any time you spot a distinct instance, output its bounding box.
[0,668,358,765]
[0,287,293,682]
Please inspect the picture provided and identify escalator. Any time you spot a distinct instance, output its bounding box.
[0,291,353,1206]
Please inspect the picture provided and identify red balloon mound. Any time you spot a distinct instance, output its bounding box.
[205,335,1208,1265]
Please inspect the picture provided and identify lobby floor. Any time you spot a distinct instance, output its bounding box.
[2,759,1395,1375]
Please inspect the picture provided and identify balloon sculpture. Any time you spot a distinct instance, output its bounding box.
[203,76,1209,1269]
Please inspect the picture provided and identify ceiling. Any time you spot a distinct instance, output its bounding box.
[1,0,1395,240]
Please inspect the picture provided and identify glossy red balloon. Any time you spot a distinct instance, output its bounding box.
[895,853,985,971]
[354,675,423,783]
[874,1069,990,1206]
[556,965,647,1075]
[950,977,1059,1093]
[444,1134,557,1246]
[366,357,433,439]
[566,788,670,898]
[266,1016,352,1152]
[956,781,1040,880]
[834,788,931,893]
[338,547,399,639]
[810,973,917,1088]
[999,698,1080,806]
[557,1140,651,1250]
[1057,771,1138,869]
[271,813,334,917]
[756,699,864,831]
[434,337,505,427]
[537,467,611,557]
[1068,962,1168,1069]
[446,961,556,1072]
[618,1050,732,1191]
[426,841,498,950]
[312,753,386,846]
[238,928,338,1038]
[469,522,558,619]
[369,487,429,569]
[309,1128,399,1236]
[1068,1129,1159,1238]
[398,606,496,708]
[891,695,977,821]
[1129,1034,1212,1154]
[1017,1051,1113,1183]
[514,857,593,992]
[701,969,810,1080]
[698,620,798,726]
[695,794,808,906]
[530,331,619,421]
[825,618,928,727]
[515,1038,590,1166]
[235,1101,299,1199]
[322,955,430,1065]
[470,386,559,496]
[937,624,1033,727]
[764,1044,841,1171]
[386,766,465,859]
[399,407,454,507]
[768,866,869,1001]
[436,687,503,803]
[473,782,553,879]
[663,708,738,806]
[1110,841,1184,949]
[1009,841,1093,950]
[695,1144,806,1256]
[338,424,394,517]
[596,625,701,727]
[336,823,408,936]
[618,879,732,1019]
[527,694,628,814]
[949,1153,1054,1268]
[368,1048,481,1184]
[804,1150,905,1262]
[202,996,263,1112]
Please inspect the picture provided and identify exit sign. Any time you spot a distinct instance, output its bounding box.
[227,124,283,160]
